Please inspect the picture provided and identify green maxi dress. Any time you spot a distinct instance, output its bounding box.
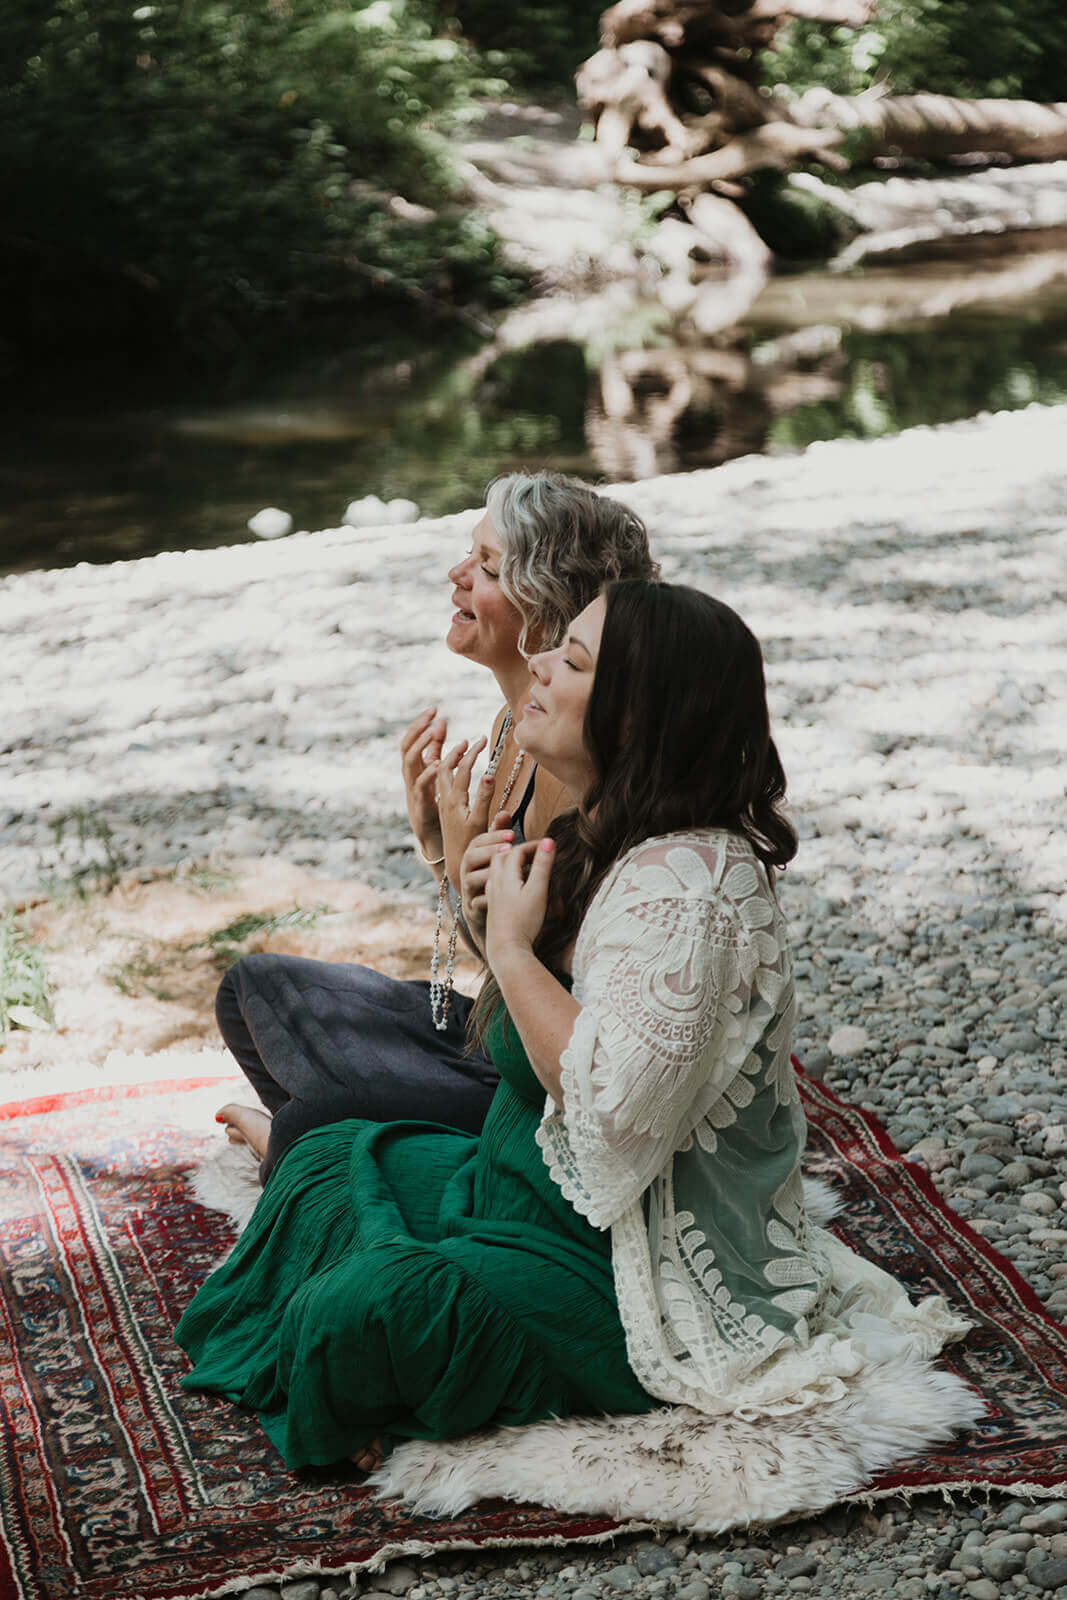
[175,998,657,1467]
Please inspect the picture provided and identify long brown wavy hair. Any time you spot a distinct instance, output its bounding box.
[469,579,797,1043]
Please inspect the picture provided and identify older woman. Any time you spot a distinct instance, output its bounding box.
[213,472,658,1180]
[177,581,970,1477]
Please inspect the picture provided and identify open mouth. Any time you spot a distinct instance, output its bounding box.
[524,697,546,716]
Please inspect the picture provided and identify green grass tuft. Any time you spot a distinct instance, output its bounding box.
[198,906,328,974]
[0,909,55,1037]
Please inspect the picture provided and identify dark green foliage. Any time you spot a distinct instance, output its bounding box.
[1,0,521,376]
[739,172,857,260]
[441,0,604,89]
[765,0,1067,103]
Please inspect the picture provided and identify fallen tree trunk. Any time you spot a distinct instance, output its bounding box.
[789,92,1067,163]
[600,0,875,50]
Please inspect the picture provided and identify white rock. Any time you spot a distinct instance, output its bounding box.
[246,507,293,539]
[828,1024,871,1057]
[343,495,388,528]
[1020,1191,1057,1215]
[343,495,420,528]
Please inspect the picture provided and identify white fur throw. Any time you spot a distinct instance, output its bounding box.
[193,1142,984,1532]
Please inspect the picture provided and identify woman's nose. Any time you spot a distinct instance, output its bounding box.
[528,651,549,682]
[448,556,472,585]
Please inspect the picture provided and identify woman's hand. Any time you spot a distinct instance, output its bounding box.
[436,734,489,883]
[485,838,555,967]
[459,809,515,942]
[400,707,446,863]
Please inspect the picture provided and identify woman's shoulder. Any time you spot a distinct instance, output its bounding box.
[576,829,785,971]
[611,827,767,896]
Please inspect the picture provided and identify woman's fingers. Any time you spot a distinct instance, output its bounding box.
[401,710,445,772]
[441,738,470,774]
[400,706,437,757]
[440,736,487,821]
[526,836,555,888]
[413,762,439,804]
[454,735,487,789]
[469,770,497,836]
[464,829,515,869]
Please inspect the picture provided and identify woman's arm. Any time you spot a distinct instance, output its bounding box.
[484,840,579,1107]
[400,706,447,875]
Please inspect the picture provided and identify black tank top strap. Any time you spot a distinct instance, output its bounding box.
[510,769,538,842]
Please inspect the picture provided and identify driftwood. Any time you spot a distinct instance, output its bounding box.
[576,42,697,159]
[613,123,847,188]
[574,0,1067,358]
[581,1,1067,185]
[600,0,876,52]
[791,92,1067,163]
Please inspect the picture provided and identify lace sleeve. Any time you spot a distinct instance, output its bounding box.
[536,832,788,1229]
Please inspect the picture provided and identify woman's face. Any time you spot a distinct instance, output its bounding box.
[446,513,523,673]
[515,594,606,797]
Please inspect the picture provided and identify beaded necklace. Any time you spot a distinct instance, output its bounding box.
[429,712,525,1032]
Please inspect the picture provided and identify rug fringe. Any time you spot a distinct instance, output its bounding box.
[134,1524,660,1600]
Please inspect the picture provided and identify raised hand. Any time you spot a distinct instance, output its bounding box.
[436,734,489,884]
[400,707,446,863]
[485,838,555,966]
[459,808,515,942]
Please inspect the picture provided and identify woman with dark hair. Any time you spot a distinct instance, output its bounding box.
[177,582,969,1474]
[213,472,658,1181]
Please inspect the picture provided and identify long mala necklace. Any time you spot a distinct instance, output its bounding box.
[429,711,524,1032]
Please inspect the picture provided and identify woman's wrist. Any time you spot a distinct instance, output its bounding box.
[415,832,445,865]
[488,937,538,993]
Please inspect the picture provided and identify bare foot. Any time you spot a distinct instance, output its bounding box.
[215,1103,272,1161]
[352,1438,384,1474]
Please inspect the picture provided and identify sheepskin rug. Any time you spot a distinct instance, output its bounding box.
[193,1141,983,1532]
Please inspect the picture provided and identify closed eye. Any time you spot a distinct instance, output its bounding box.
[481,564,499,580]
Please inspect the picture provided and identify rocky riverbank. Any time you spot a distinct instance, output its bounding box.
[3,403,1066,1594]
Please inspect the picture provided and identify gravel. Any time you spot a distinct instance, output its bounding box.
[3,403,1066,1594]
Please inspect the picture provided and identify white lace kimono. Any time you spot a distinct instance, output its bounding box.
[536,830,969,1420]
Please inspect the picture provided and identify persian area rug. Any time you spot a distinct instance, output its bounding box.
[0,1058,652,1600]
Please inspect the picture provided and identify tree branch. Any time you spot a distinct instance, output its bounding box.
[614,121,847,187]
[748,0,878,24]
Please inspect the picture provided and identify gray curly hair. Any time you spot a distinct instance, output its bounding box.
[485,471,659,657]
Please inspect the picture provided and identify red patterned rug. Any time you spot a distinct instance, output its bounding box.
[799,1069,1067,1500]
[0,1062,1063,1600]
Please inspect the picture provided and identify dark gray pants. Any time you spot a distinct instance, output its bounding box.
[215,954,499,1181]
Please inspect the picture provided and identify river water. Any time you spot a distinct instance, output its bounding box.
[5,265,1067,577]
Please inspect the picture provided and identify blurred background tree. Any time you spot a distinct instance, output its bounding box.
[764,0,1067,101]
[1,0,520,380]
[439,0,604,90]
[4,0,1066,389]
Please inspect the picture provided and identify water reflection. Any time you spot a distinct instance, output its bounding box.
[5,275,1067,575]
